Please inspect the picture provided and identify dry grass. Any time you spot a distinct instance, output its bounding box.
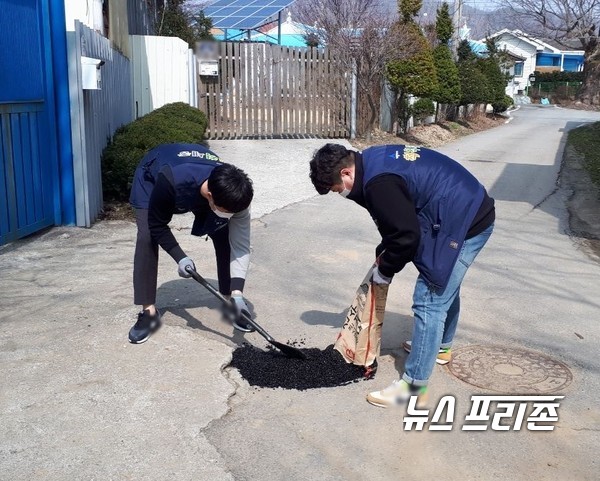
[350,114,506,150]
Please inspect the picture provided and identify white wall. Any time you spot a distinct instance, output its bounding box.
[130,35,197,118]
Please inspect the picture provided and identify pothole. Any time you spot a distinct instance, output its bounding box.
[447,345,572,393]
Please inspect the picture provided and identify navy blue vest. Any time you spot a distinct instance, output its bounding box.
[362,145,484,289]
[129,143,222,211]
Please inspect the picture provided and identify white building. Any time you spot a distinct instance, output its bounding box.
[482,29,585,97]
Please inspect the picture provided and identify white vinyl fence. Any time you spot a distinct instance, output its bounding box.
[130,35,198,119]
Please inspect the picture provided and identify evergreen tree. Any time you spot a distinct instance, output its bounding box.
[387,24,438,131]
[432,44,461,117]
[190,11,214,41]
[387,24,437,98]
[398,0,423,23]
[157,0,214,47]
[457,39,476,62]
[477,57,506,106]
[435,2,453,46]
[455,39,488,109]
[458,61,488,106]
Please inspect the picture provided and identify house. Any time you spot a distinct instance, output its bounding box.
[249,12,311,47]
[481,29,585,97]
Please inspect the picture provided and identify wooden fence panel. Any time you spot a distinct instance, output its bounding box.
[199,42,352,139]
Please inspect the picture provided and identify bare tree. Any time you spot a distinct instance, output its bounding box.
[295,0,420,138]
[496,0,600,106]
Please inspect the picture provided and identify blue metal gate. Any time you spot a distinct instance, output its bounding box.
[0,0,60,245]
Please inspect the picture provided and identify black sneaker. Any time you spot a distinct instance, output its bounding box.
[128,309,162,344]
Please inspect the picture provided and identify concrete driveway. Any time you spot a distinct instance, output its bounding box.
[1,107,600,480]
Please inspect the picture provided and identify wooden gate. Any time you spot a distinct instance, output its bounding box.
[198,42,353,139]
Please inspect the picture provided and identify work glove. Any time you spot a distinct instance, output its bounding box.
[230,294,256,332]
[177,257,196,278]
[372,266,392,285]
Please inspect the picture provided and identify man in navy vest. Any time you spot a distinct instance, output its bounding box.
[128,143,254,344]
[309,143,495,407]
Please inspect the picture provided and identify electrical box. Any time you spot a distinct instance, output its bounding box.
[81,56,104,90]
[196,41,219,77]
[199,60,219,76]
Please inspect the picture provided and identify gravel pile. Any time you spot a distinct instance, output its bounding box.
[229,343,376,390]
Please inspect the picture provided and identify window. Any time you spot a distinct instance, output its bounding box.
[514,62,524,77]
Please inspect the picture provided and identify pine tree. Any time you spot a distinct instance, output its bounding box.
[157,0,214,47]
[190,11,214,41]
[432,44,461,118]
[457,39,476,62]
[398,0,423,23]
[435,2,453,46]
[458,62,488,106]
[477,57,506,106]
[387,24,438,131]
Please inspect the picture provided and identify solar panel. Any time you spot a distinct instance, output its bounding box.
[206,0,295,30]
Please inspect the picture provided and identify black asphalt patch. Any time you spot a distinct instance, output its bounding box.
[229,343,375,390]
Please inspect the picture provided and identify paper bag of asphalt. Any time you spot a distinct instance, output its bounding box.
[334,265,389,372]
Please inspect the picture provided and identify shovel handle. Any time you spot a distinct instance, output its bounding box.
[184,266,275,342]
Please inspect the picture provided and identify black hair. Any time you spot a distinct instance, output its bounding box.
[208,164,254,212]
[309,143,354,195]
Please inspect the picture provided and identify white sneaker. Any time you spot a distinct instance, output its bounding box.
[366,379,428,408]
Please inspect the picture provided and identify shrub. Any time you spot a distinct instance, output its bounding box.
[492,95,514,113]
[533,70,584,83]
[101,102,207,201]
[413,97,435,120]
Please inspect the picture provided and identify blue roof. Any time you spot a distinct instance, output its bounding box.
[469,40,488,56]
[206,0,295,29]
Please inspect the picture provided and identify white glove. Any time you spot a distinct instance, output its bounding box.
[177,257,196,278]
[372,266,392,285]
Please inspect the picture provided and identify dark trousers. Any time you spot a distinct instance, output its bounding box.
[133,209,231,306]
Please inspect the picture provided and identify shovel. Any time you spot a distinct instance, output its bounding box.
[185,266,306,360]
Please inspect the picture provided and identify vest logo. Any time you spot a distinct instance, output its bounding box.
[403,146,421,162]
[389,146,421,162]
[449,241,459,249]
[177,150,220,161]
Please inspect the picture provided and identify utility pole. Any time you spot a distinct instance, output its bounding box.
[452,0,463,59]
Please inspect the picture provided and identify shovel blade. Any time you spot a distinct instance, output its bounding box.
[270,340,307,360]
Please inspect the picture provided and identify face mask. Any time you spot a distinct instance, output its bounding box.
[338,172,353,197]
[212,207,234,219]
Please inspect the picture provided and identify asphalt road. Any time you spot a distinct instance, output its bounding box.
[1,105,599,480]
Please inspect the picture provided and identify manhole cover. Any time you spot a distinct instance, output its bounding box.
[447,345,572,393]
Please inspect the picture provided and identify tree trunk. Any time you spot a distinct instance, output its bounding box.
[365,91,377,142]
[577,40,600,106]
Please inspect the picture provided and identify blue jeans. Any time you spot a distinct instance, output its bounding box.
[402,223,494,386]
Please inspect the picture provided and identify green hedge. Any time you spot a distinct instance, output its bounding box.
[101,102,208,201]
[492,95,514,113]
[532,70,584,83]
